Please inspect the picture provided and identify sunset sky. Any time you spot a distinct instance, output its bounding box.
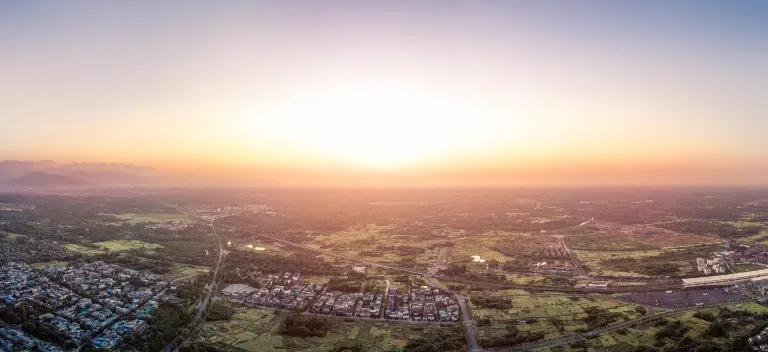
[2,1,768,186]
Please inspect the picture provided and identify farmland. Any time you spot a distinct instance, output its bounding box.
[565,232,656,251]
[470,292,643,348]
[104,212,191,224]
[64,243,105,255]
[198,306,464,352]
[307,224,445,270]
[94,239,164,252]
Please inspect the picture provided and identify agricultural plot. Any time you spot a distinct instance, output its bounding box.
[735,263,768,272]
[634,231,721,248]
[163,263,210,282]
[307,224,444,268]
[105,212,191,224]
[64,243,105,255]
[94,239,164,251]
[617,287,746,308]
[30,260,69,269]
[199,306,456,352]
[565,232,657,251]
[472,293,641,345]
[451,236,507,265]
[576,250,663,276]
[590,303,768,351]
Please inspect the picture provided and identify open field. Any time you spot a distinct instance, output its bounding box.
[577,246,713,277]
[64,243,105,255]
[199,306,459,352]
[735,263,768,272]
[472,293,642,345]
[307,224,444,269]
[94,239,164,251]
[565,232,657,251]
[451,235,508,265]
[104,212,191,224]
[579,302,768,351]
[2,231,27,239]
[576,250,663,276]
[30,261,69,269]
[163,263,210,282]
[634,231,721,248]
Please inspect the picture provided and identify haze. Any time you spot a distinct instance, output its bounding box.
[2,0,768,186]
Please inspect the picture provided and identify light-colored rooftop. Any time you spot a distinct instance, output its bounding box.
[221,284,258,294]
[682,268,768,286]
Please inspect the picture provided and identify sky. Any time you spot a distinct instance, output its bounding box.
[1,0,768,186]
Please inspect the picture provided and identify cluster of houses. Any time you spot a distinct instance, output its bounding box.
[1,262,76,309]
[222,272,318,311]
[696,257,728,275]
[749,325,768,351]
[0,203,35,212]
[0,261,163,350]
[143,220,189,231]
[0,327,63,352]
[735,246,768,266]
[221,272,460,323]
[0,237,70,263]
[187,204,271,222]
[404,285,460,322]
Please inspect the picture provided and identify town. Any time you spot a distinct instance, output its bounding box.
[1,261,163,350]
[221,272,460,323]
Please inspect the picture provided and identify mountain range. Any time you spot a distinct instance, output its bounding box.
[0,160,178,188]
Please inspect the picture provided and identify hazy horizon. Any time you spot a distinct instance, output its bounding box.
[2,1,768,187]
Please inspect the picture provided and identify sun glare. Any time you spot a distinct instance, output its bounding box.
[256,81,485,168]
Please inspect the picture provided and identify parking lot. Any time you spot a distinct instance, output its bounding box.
[618,286,746,308]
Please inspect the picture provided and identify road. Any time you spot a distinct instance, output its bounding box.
[556,235,587,277]
[162,221,227,352]
[496,298,757,351]
[425,267,484,352]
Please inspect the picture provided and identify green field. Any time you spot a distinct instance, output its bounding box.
[64,243,105,255]
[307,224,444,269]
[735,263,768,272]
[95,239,164,251]
[105,212,191,224]
[198,306,455,352]
[30,261,69,269]
[565,232,657,251]
[2,232,27,239]
[472,293,642,346]
[579,302,768,351]
[164,263,210,282]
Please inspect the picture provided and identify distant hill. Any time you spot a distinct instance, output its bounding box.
[4,171,92,187]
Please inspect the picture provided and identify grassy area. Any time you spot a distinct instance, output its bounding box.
[735,263,768,272]
[163,263,210,282]
[576,250,663,276]
[94,239,164,252]
[307,224,444,269]
[30,261,69,269]
[105,212,191,224]
[199,306,458,352]
[636,231,721,248]
[64,243,105,255]
[2,231,27,239]
[473,292,643,347]
[566,232,657,251]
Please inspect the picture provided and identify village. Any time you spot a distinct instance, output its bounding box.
[221,272,461,323]
[0,261,163,350]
